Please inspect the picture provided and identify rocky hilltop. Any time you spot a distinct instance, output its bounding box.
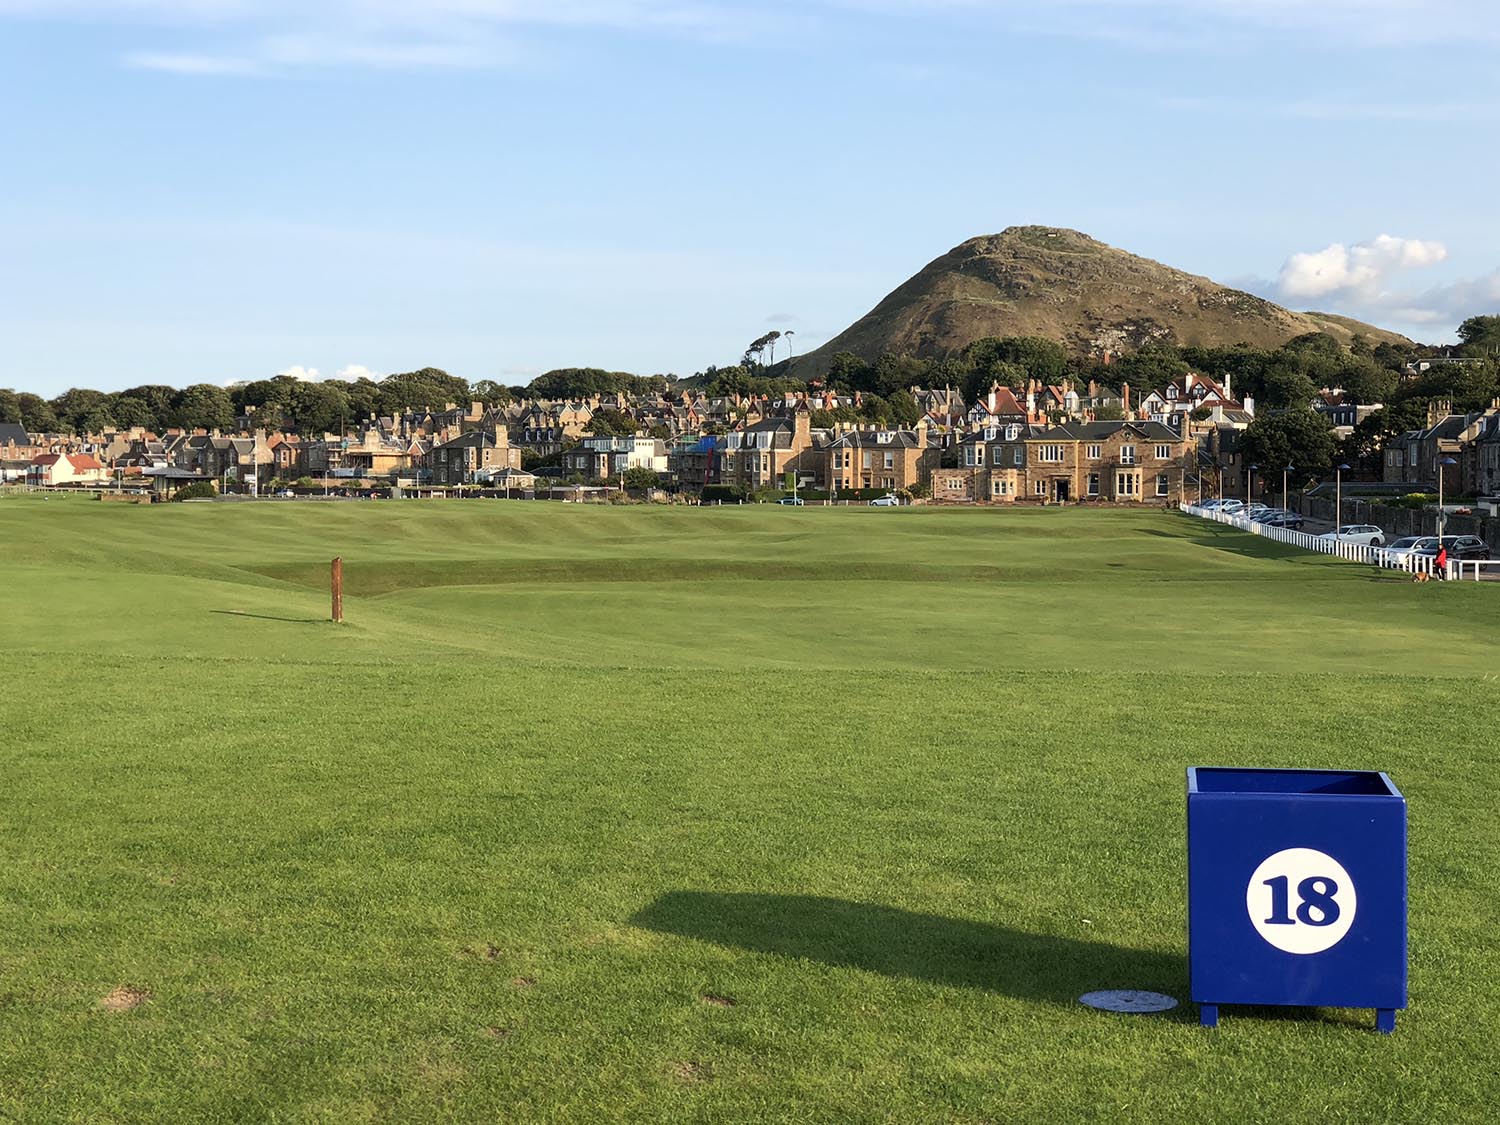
[793,226,1409,374]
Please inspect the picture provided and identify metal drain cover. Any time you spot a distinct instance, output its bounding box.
[1079,990,1179,1014]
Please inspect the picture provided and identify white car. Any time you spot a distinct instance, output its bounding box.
[1382,536,1434,566]
[1318,524,1385,547]
[869,494,901,507]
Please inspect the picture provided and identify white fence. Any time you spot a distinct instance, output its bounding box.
[1179,503,1456,579]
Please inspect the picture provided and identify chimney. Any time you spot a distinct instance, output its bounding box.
[1243,395,1255,417]
[1223,372,1233,402]
[1122,384,1131,418]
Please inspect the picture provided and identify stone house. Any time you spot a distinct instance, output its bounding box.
[823,427,938,493]
[431,426,521,485]
[721,410,817,491]
[1025,420,1191,503]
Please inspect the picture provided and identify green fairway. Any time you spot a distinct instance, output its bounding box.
[2,496,1497,1121]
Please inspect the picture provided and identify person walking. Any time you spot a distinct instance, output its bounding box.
[1434,542,1449,581]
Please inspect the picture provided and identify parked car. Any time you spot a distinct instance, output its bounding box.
[1417,535,1491,562]
[1250,507,1287,522]
[1213,500,1245,514]
[869,494,901,507]
[1382,536,1432,566]
[777,496,805,506]
[1318,524,1385,547]
[1262,513,1305,530]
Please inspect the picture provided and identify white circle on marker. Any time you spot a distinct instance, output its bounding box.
[1246,847,1357,955]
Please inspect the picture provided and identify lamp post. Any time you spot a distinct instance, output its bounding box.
[1335,462,1351,536]
[1216,465,1224,504]
[1438,455,1458,542]
[1283,463,1293,513]
[1246,463,1258,520]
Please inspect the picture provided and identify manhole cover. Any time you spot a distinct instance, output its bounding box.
[1079,990,1178,1014]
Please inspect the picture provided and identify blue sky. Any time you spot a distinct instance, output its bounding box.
[3,1,1498,395]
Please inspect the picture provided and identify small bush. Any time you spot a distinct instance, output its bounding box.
[173,481,217,501]
[701,484,745,503]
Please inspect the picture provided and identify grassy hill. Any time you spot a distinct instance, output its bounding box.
[793,226,1411,375]
[2,496,1496,1121]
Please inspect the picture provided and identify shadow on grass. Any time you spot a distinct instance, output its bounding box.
[631,892,1187,1009]
[211,609,328,624]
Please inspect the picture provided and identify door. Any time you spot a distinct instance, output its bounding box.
[1054,479,1071,502]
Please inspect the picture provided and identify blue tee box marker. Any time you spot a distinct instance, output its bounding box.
[1187,766,1407,1033]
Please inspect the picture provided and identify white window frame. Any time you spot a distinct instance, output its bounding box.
[1120,444,1136,465]
[1156,473,1169,497]
[1086,444,1101,460]
[1155,444,1172,460]
[1087,473,1100,496]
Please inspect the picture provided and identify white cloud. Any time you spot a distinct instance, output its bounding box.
[1277,235,1448,301]
[334,364,376,381]
[1256,234,1500,337]
[277,364,321,380]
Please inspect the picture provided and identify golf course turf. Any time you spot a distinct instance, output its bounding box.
[2,496,1496,1121]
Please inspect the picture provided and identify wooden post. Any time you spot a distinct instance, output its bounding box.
[331,557,344,623]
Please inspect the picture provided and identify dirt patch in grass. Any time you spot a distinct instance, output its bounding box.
[511,977,536,989]
[700,993,736,1007]
[669,1060,710,1084]
[101,986,149,1012]
[481,1026,512,1040]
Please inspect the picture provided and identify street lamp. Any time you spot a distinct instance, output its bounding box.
[1283,463,1294,513]
[1438,456,1458,541]
[1335,462,1351,535]
[1246,463,1258,519]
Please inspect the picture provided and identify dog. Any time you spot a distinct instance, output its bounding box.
[1412,571,1431,583]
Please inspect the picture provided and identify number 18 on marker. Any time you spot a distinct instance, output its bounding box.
[1246,847,1358,955]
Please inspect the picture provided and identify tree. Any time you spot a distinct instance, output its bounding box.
[887,389,921,427]
[0,388,19,424]
[78,405,118,434]
[17,393,59,432]
[1239,410,1337,479]
[49,387,109,432]
[1258,363,1320,411]
[622,467,660,492]
[110,395,156,429]
[172,383,235,431]
[292,381,352,435]
[586,408,635,436]
[471,379,513,406]
[1457,315,1500,354]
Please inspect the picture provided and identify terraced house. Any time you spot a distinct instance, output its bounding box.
[943,423,1049,502]
[825,427,938,493]
[722,410,816,491]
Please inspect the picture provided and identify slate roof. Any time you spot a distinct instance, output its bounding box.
[0,422,29,446]
[1035,420,1184,441]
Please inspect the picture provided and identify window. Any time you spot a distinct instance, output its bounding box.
[1039,445,1064,463]
[993,447,1005,466]
[1156,474,1169,497]
[1116,472,1138,496]
[1014,448,1023,466]
[1156,444,1172,460]
[1087,473,1100,496]
[883,452,894,469]
[1034,479,1047,496]
[1086,444,1101,459]
[862,451,872,469]
[1120,444,1136,465]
